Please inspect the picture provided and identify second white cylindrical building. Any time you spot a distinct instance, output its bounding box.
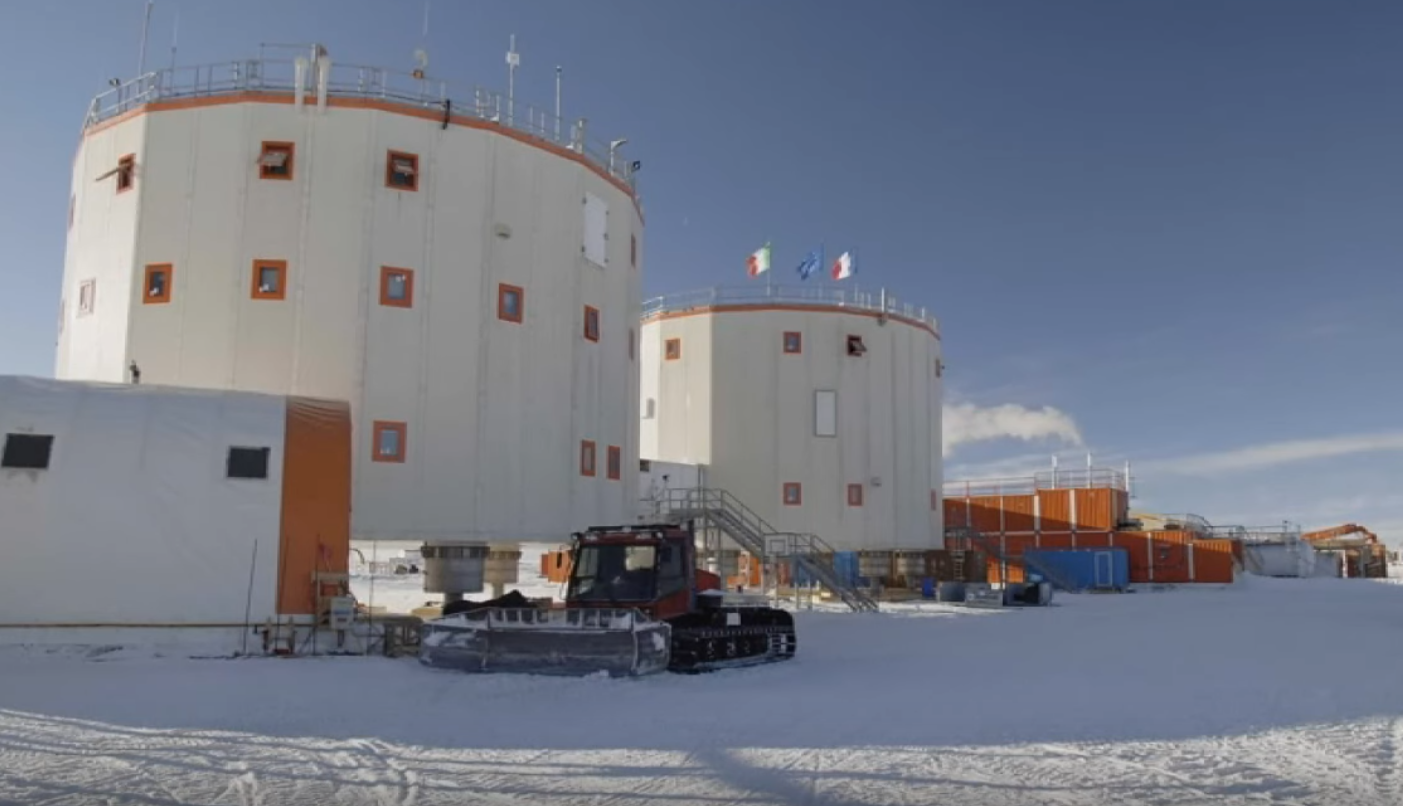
[639,287,944,551]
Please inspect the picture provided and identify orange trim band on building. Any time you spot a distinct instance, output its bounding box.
[277,396,352,616]
[644,303,940,340]
[82,93,643,220]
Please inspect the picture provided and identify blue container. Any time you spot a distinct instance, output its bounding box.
[833,551,861,588]
[920,577,936,599]
[1022,548,1129,592]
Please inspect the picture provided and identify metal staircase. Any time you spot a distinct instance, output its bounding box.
[945,526,1080,593]
[661,488,880,613]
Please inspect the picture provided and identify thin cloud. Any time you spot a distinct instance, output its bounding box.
[943,402,1083,457]
[1143,432,1403,476]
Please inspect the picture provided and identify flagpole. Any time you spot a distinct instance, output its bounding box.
[766,240,774,296]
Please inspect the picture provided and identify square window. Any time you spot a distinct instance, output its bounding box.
[498,284,524,323]
[607,445,621,480]
[143,263,172,304]
[846,334,867,356]
[2,433,54,470]
[115,154,135,193]
[258,142,295,180]
[584,305,600,342]
[251,260,287,300]
[372,421,407,463]
[783,331,802,354]
[227,446,270,479]
[78,279,97,316]
[380,266,415,308]
[580,440,596,477]
[386,150,419,191]
[664,338,681,361]
[847,483,864,507]
[783,482,802,506]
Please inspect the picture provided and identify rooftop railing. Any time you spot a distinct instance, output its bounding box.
[943,467,1129,497]
[641,283,939,331]
[82,53,637,190]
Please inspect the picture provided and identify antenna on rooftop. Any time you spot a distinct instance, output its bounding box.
[137,0,154,76]
[168,0,179,73]
[506,34,520,126]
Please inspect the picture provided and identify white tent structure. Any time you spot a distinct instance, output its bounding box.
[0,376,351,652]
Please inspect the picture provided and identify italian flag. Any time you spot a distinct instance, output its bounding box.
[831,251,854,280]
[747,243,772,277]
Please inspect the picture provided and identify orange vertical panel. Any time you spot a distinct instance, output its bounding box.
[1151,532,1192,583]
[943,498,968,529]
[1076,531,1112,548]
[1192,540,1235,583]
[969,496,1005,533]
[1002,495,1036,532]
[277,397,353,616]
[1113,531,1152,583]
[1037,489,1073,532]
[1074,488,1117,531]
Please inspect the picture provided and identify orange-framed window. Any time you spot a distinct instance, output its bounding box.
[783,331,802,354]
[386,150,419,191]
[372,421,407,463]
[580,440,596,477]
[251,259,288,300]
[380,266,415,308]
[664,338,681,361]
[143,263,173,304]
[115,154,135,193]
[783,482,803,506]
[607,445,621,480]
[258,141,295,180]
[583,305,600,342]
[498,283,524,323]
[78,279,97,316]
[847,483,864,507]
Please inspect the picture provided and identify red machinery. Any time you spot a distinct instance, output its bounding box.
[419,522,797,676]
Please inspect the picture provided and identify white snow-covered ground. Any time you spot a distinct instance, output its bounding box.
[6,574,1403,804]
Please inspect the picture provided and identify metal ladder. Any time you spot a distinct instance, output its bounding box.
[662,488,880,613]
[945,526,1081,593]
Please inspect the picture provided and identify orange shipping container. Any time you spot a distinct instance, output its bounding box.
[1073,531,1113,548]
[1072,488,1124,531]
[968,498,1006,533]
[1191,539,1235,583]
[1112,531,1152,583]
[944,498,969,529]
[1037,489,1073,532]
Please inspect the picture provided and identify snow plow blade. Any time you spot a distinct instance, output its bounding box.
[418,608,672,678]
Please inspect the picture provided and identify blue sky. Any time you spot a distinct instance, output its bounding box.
[2,0,1400,541]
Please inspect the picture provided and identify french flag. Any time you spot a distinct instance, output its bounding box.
[831,251,855,281]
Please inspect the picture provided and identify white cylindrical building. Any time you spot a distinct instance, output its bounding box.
[56,51,642,566]
[639,285,943,552]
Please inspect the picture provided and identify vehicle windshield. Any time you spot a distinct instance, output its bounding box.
[568,544,658,602]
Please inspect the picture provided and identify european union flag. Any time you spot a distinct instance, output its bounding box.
[795,248,823,281]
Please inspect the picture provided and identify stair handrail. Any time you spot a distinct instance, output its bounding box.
[663,488,878,612]
[945,526,1081,592]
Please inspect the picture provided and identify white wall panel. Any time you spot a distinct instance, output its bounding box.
[58,99,643,546]
[641,305,942,551]
[0,377,284,625]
